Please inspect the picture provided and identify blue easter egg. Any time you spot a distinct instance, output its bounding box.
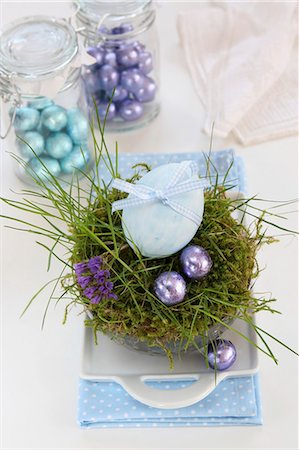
[121,163,204,258]
[16,131,44,159]
[29,156,61,180]
[28,97,54,110]
[36,122,50,140]
[66,108,89,144]
[13,107,40,131]
[46,132,73,159]
[60,144,91,174]
[41,105,68,131]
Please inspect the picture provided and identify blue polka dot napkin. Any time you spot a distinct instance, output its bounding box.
[78,150,261,428]
[96,148,247,194]
[78,375,262,428]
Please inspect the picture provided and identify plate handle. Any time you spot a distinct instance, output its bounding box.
[114,373,226,409]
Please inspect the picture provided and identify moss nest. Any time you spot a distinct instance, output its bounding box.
[3,143,296,367]
[68,177,269,361]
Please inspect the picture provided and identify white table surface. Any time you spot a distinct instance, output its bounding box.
[1,2,298,449]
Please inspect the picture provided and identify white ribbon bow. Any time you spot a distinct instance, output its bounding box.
[111,161,209,226]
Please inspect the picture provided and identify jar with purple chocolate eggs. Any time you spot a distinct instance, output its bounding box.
[75,0,160,131]
[0,15,93,185]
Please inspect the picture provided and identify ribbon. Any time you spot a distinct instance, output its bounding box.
[111,161,209,226]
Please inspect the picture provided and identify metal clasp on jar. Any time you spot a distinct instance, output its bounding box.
[0,71,21,139]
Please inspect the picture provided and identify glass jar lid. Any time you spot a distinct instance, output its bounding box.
[74,0,154,40]
[0,15,78,80]
[76,0,152,19]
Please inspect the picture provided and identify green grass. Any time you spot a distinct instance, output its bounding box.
[1,111,298,368]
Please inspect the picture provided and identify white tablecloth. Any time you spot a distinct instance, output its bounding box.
[1,2,298,449]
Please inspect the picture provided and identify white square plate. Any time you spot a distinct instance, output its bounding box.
[80,191,258,409]
[80,317,259,409]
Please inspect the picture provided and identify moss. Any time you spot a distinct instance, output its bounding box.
[68,182,273,359]
[2,118,297,367]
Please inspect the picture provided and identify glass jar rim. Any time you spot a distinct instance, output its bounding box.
[75,0,152,21]
[74,0,154,40]
[0,15,79,80]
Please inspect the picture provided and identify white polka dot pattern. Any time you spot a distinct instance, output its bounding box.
[78,375,262,428]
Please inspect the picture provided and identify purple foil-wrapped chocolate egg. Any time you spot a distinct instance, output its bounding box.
[133,41,146,53]
[103,51,117,67]
[98,25,111,35]
[121,69,145,93]
[112,23,134,35]
[107,85,128,102]
[86,46,105,64]
[135,76,156,102]
[154,271,186,306]
[207,340,237,371]
[82,67,102,94]
[118,100,143,121]
[117,46,139,67]
[96,101,117,121]
[180,245,212,280]
[99,64,119,91]
[138,51,153,74]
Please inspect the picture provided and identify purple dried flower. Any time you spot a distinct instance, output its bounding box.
[90,295,102,304]
[88,256,103,274]
[75,255,117,304]
[94,269,111,283]
[74,262,88,276]
[77,275,93,289]
[95,269,107,277]
[103,270,111,277]
[83,286,98,299]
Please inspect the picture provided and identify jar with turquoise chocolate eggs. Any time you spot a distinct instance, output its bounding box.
[75,0,160,132]
[0,15,93,185]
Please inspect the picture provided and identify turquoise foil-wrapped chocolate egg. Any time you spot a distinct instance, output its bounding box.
[28,97,54,110]
[41,105,67,131]
[28,156,61,180]
[60,145,90,174]
[46,132,73,159]
[66,108,89,144]
[13,107,40,131]
[16,131,44,159]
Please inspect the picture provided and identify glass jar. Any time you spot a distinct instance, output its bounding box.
[0,15,93,186]
[75,0,160,132]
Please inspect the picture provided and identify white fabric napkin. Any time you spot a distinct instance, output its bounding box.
[177,2,298,145]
